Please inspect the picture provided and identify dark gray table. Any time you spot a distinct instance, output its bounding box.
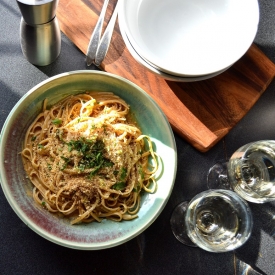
[1,0,275,274]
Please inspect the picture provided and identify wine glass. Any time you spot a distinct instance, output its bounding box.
[170,189,253,252]
[208,140,275,203]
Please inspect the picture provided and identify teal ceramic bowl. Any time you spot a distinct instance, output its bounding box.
[0,71,177,250]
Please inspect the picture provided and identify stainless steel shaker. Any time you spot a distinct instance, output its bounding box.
[16,0,61,66]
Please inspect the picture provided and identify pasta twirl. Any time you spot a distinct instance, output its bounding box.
[21,92,158,224]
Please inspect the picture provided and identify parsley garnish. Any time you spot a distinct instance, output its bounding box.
[113,170,119,176]
[61,156,71,170]
[56,129,65,142]
[65,138,113,177]
[120,167,127,181]
[88,165,102,179]
[112,182,126,190]
[52,118,62,125]
[133,185,141,193]
[112,167,127,190]
[138,166,145,180]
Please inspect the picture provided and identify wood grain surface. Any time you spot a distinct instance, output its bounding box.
[56,0,275,152]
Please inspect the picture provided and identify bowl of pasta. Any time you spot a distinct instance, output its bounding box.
[0,70,177,250]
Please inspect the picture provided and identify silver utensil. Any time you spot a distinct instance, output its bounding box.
[86,0,118,67]
[86,0,109,66]
[94,2,119,66]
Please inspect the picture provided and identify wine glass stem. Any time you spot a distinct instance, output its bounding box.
[207,161,233,190]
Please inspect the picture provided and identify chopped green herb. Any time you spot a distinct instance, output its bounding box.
[66,138,113,176]
[88,165,102,179]
[113,170,119,176]
[112,182,126,190]
[41,201,46,206]
[120,167,127,181]
[133,185,141,193]
[56,129,65,142]
[67,143,73,152]
[60,156,71,170]
[138,166,145,180]
[38,144,44,149]
[31,136,36,141]
[52,118,62,125]
[78,164,85,172]
[104,159,114,167]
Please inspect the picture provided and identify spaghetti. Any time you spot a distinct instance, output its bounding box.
[21,92,158,224]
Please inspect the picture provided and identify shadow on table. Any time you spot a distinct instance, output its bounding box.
[234,202,275,275]
[36,33,101,78]
[234,257,266,275]
[168,135,275,275]
[0,80,21,129]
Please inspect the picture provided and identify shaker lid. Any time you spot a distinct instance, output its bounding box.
[16,0,59,25]
[17,0,54,4]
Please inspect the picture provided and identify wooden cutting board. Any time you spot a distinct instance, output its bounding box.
[56,0,275,152]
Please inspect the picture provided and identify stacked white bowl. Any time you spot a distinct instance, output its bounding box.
[118,0,259,82]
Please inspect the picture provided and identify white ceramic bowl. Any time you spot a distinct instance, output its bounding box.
[119,21,230,82]
[0,71,177,250]
[119,0,259,77]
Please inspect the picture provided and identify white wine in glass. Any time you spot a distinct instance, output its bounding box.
[208,140,275,203]
[170,189,253,252]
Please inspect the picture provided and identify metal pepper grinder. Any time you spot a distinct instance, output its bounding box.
[16,0,61,66]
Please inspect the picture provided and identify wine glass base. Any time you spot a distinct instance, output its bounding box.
[207,161,232,190]
[170,201,197,247]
